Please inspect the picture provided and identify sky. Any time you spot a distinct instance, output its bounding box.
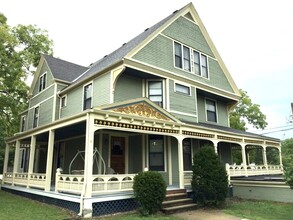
[1,0,293,140]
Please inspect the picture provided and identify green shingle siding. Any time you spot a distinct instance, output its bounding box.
[93,73,111,106]
[61,86,83,118]
[163,16,214,57]
[169,80,197,121]
[114,74,142,103]
[39,98,53,126]
[30,85,55,107]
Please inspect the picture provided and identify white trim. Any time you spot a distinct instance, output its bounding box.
[167,136,172,185]
[170,110,197,118]
[146,79,165,109]
[165,79,170,111]
[30,83,55,101]
[142,134,146,170]
[28,96,54,111]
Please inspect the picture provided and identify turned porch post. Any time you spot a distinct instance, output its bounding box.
[240,144,248,176]
[3,144,10,175]
[45,130,55,191]
[27,135,36,188]
[262,145,268,173]
[12,140,21,186]
[176,136,184,189]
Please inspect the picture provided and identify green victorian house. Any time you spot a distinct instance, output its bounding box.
[2,3,282,218]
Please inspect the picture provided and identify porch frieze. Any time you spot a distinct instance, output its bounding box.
[182,130,215,138]
[265,141,280,147]
[94,119,179,134]
[244,139,264,145]
[217,135,242,142]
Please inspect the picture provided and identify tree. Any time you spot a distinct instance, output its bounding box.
[0,13,53,172]
[281,138,293,188]
[229,89,268,131]
[191,145,228,206]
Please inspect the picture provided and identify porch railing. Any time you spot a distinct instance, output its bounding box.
[55,171,136,194]
[2,172,46,189]
[184,171,192,186]
[226,164,283,177]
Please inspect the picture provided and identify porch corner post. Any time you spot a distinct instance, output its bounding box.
[45,130,55,191]
[279,147,283,171]
[212,140,218,155]
[262,145,268,173]
[176,136,184,189]
[12,140,21,186]
[3,143,10,176]
[82,113,95,218]
[27,135,36,188]
[240,143,248,177]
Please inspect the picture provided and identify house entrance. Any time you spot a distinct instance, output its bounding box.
[110,136,125,174]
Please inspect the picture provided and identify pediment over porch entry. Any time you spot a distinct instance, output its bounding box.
[95,98,181,123]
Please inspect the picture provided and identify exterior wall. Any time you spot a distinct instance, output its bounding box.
[114,74,143,103]
[128,135,142,173]
[197,94,229,127]
[132,16,234,93]
[93,72,111,106]
[60,86,83,118]
[32,63,54,97]
[169,79,197,123]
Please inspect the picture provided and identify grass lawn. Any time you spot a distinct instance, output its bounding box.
[0,190,74,220]
[224,198,293,220]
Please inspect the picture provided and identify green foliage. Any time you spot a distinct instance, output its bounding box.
[0,13,53,172]
[281,138,293,188]
[192,145,228,206]
[230,89,268,131]
[133,171,167,216]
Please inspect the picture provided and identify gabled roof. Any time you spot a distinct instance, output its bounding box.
[43,54,88,83]
[95,97,181,123]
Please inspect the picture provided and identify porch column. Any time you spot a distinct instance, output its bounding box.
[27,135,36,188]
[176,136,184,189]
[12,140,21,185]
[262,145,268,173]
[240,144,248,176]
[212,140,218,155]
[45,130,55,191]
[82,113,95,218]
[279,147,283,169]
[3,143,10,175]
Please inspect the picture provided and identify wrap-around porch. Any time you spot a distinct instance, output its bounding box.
[2,105,283,216]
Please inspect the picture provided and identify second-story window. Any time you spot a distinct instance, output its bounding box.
[148,81,163,107]
[33,106,39,128]
[61,96,67,108]
[174,42,182,68]
[83,83,92,110]
[175,83,190,95]
[39,73,46,92]
[20,115,26,132]
[206,99,217,123]
[183,46,191,71]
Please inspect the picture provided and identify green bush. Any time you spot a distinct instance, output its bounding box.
[191,145,228,206]
[133,171,167,216]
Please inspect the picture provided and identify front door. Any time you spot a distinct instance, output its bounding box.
[110,136,125,174]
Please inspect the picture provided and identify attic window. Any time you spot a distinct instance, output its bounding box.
[38,73,46,92]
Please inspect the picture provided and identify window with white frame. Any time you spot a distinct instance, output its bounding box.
[33,106,39,128]
[175,83,190,95]
[83,83,92,110]
[174,42,209,78]
[148,81,163,107]
[149,135,164,171]
[206,99,217,122]
[20,115,26,132]
[39,73,46,92]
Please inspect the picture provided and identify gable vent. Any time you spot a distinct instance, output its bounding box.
[184,12,195,22]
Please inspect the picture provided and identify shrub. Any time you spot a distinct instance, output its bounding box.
[133,171,167,216]
[191,145,228,206]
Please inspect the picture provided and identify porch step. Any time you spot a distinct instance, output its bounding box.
[162,189,197,214]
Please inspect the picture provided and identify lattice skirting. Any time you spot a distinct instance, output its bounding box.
[92,198,138,216]
[1,187,80,213]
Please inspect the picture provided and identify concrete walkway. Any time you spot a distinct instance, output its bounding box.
[171,209,244,220]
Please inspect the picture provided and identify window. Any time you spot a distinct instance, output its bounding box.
[83,83,92,110]
[149,135,164,171]
[39,73,46,92]
[174,42,209,78]
[33,106,39,128]
[148,81,163,107]
[20,116,26,132]
[174,42,182,68]
[61,96,67,108]
[206,99,217,122]
[175,83,190,95]
[183,139,192,170]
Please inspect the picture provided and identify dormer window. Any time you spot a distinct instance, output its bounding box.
[39,73,46,92]
[206,99,217,123]
[174,42,209,78]
[148,81,163,107]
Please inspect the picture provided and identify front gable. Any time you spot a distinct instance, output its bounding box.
[97,98,181,123]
